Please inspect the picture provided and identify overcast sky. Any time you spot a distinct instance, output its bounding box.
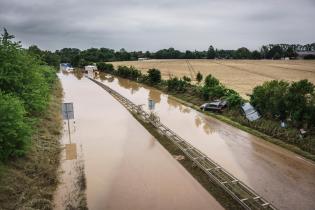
[1,0,314,51]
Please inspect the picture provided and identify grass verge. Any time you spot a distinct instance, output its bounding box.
[131,112,243,210]
[0,79,63,210]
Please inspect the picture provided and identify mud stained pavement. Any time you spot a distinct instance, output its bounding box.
[55,73,223,210]
[96,73,315,210]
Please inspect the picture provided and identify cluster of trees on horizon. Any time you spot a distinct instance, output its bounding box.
[28,43,315,68]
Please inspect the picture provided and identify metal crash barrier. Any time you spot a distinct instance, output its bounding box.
[88,77,277,210]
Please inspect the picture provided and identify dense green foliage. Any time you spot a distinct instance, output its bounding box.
[116,65,141,80]
[0,29,57,161]
[147,68,161,84]
[196,72,203,83]
[167,77,189,92]
[206,45,216,59]
[182,76,191,82]
[204,74,220,87]
[96,62,114,72]
[251,80,315,128]
[0,92,32,160]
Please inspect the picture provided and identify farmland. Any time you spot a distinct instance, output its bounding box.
[109,59,315,98]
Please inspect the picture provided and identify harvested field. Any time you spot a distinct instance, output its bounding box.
[109,59,315,98]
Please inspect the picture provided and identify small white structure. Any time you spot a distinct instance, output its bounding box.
[138,57,149,61]
[60,63,74,72]
[85,65,97,73]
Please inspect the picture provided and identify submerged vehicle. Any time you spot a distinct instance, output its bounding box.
[241,102,261,121]
[200,100,227,112]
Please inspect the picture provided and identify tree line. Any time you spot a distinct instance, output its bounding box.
[0,29,57,161]
[28,43,315,68]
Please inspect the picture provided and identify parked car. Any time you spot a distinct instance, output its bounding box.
[200,100,227,112]
[241,102,261,121]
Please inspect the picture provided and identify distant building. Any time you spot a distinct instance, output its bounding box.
[296,51,315,59]
[60,63,74,72]
[85,65,97,74]
[138,57,149,61]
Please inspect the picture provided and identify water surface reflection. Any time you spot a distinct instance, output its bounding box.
[55,73,223,210]
[97,73,315,210]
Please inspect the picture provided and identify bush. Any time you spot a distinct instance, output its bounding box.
[196,72,203,83]
[182,76,191,82]
[97,62,114,72]
[224,89,244,107]
[0,92,32,161]
[204,74,219,87]
[167,77,188,92]
[116,65,141,80]
[208,85,226,99]
[0,38,53,115]
[250,80,289,118]
[0,29,57,160]
[147,68,161,84]
[250,79,315,128]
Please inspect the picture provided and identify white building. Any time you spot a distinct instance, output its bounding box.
[138,57,149,61]
[85,65,97,73]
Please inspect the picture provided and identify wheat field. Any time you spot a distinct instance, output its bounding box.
[109,59,315,98]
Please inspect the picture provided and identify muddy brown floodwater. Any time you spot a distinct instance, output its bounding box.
[54,73,223,210]
[95,73,315,210]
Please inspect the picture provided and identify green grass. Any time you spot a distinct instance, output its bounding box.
[0,79,63,210]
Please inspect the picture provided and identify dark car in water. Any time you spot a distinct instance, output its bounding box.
[200,100,227,112]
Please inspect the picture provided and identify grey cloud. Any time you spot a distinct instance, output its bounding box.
[0,0,314,51]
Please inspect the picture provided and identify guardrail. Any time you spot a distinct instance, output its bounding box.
[88,76,277,210]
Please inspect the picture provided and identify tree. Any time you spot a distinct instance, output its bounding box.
[147,68,161,84]
[1,28,15,45]
[204,74,219,87]
[251,50,261,59]
[0,92,32,161]
[235,47,251,59]
[224,89,243,107]
[207,45,216,59]
[182,76,191,82]
[286,79,315,126]
[273,52,281,60]
[28,45,42,57]
[0,28,54,115]
[250,80,289,118]
[196,72,203,83]
[285,46,297,58]
[267,45,283,59]
[42,51,60,67]
[97,62,114,72]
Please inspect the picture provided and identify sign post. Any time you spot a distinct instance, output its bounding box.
[62,102,74,143]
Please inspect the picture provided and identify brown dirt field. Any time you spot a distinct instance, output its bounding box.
[109,59,315,98]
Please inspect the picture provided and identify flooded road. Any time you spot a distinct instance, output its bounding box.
[55,73,223,210]
[95,73,315,210]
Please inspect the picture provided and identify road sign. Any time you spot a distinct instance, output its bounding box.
[62,103,74,120]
